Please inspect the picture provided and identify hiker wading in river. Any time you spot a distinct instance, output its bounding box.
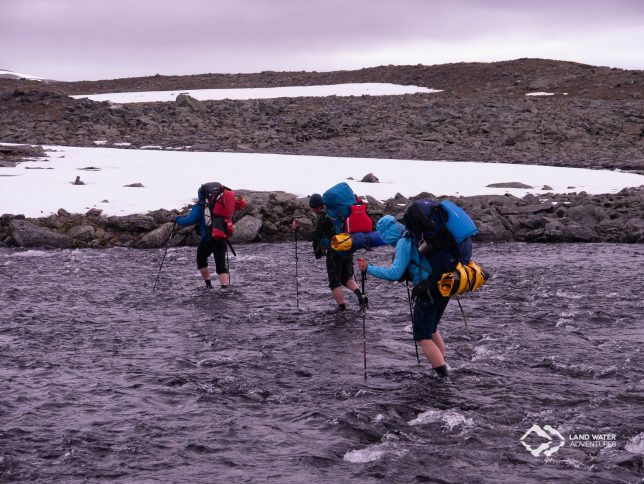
[357,215,449,377]
[175,183,245,289]
[293,194,364,311]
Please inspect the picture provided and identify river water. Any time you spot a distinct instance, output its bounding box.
[1,242,643,483]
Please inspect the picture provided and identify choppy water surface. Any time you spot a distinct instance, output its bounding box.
[1,242,643,483]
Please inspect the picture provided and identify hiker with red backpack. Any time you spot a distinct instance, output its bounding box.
[292,190,366,311]
[175,182,246,289]
[357,200,487,378]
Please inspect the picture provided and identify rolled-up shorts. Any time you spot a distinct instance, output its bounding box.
[412,293,449,340]
[196,238,228,274]
[326,251,354,290]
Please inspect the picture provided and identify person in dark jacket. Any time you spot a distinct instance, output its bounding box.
[293,193,364,311]
[175,186,245,288]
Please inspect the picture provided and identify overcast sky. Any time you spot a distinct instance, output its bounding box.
[1,0,643,81]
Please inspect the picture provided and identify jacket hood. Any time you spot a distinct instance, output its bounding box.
[197,187,205,203]
[376,215,406,245]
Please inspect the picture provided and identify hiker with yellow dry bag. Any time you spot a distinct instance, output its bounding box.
[357,200,488,378]
[292,184,371,311]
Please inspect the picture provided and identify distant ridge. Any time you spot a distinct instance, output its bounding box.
[12,58,639,101]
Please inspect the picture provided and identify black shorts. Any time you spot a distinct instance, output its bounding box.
[196,238,228,274]
[412,293,449,340]
[326,251,354,290]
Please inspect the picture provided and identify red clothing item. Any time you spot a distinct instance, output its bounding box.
[235,196,246,210]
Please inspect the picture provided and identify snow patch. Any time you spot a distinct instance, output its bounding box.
[71,83,441,103]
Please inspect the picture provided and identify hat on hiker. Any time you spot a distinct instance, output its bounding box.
[309,193,323,208]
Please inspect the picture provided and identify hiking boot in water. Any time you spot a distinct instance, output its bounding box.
[204,279,213,288]
[337,303,347,312]
[220,284,229,289]
[434,365,448,378]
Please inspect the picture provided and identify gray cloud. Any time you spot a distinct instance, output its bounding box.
[1,0,643,80]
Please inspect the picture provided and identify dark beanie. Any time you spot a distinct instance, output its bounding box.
[309,193,323,208]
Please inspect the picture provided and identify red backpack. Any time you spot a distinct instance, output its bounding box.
[200,182,242,239]
[344,198,374,233]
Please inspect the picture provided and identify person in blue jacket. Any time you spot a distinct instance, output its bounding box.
[174,187,245,289]
[357,215,449,377]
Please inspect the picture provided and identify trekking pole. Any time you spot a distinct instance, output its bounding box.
[295,228,300,310]
[153,222,176,292]
[226,249,231,286]
[405,281,421,364]
[357,258,368,380]
[455,296,471,338]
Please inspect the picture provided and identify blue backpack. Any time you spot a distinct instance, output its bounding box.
[403,199,478,278]
[322,182,359,234]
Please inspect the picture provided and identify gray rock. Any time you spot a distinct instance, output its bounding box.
[231,215,262,242]
[258,101,280,115]
[124,183,144,188]
[365,195,385,210]
[566,204,607,225]
[176,93,207,112]
[517,204,554,215]
[560,223,597,242]
[526,219,597,242]
[486,182,533,189]
[475,220,513,242]
[292,216,314,238]
[106,214,158,232]
[360,173,380,183]
[136,222,174,248]
[10,220,75,248]
[67,224,95,241]
[260,220,279,236]
[85,208,103,217]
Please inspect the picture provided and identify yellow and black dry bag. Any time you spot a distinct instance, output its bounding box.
[437,261,489,297]
[331,233,353,252]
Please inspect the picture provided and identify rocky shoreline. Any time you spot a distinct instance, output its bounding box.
[1,186,642,249]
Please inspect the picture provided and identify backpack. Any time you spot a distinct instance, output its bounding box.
[403,199,487,294]
[322,182,374,234]
[345,201,373,233]
[200,182,236,239]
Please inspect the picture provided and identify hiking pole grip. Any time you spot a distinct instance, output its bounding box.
[153,222,176,292]
[357,258,366,288]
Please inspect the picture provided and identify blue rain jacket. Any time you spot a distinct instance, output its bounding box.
[175,189,211,241]
[365,215,432,285]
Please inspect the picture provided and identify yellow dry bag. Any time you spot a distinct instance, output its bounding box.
[331,233,353,252]
[437,261,489,297]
